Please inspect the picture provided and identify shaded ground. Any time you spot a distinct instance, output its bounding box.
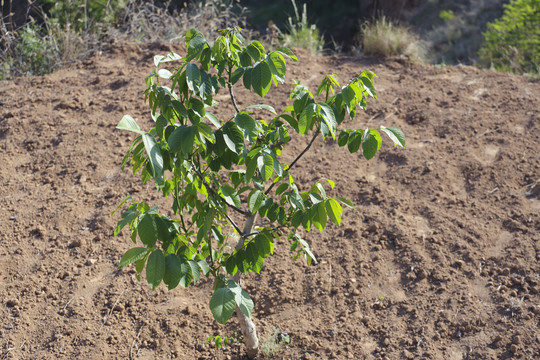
[0,44,539,359]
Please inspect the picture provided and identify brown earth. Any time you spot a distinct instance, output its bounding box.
[0,43,539,360]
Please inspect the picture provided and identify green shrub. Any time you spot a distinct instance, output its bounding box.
[360,16,427,61]
[479,0,540,74]
[43,0,126,33]
[0,21,57,79]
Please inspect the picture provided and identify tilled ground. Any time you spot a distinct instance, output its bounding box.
[0,43,539,359]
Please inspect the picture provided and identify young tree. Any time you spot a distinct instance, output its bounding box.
[114,27,405,358]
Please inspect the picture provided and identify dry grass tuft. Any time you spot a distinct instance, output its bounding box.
[360,16,428,61]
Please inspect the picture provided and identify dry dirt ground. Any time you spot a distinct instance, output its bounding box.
[0,43,539,360]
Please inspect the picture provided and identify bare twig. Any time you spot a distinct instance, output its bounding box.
[129,328,142,360]
[1,340,25,360]
[1,348,15,360]
[476,126,499,139]
[62,296,74,310]
[98,290,125,333]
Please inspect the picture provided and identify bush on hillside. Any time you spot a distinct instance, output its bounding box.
[479,0,540,74]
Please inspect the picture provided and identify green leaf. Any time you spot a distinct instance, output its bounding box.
[230,68,244,84]
[245,104,277,114]
[245,151,259,182]
[163,254,182,290]
[299,103,316,135]
[298,237,317,265]
[197,122,216,143]
[205,112,220,129]
[186,34,206,62]
[248,189,264,213]
[275,182,289,196]
[198,260,211,276]
[242,66,252,91]
[209,287,236,324]
[255,233,274,257]
[245,242,264,273]
[341,86,356,117]
[220,185,241,208]
[117,115,145,135]
[251,61,272,97]
[186,64,201,92]
[199,71,213,100]
[267,52,286,83]
[362,129,382,160]
[336,196,355,209]
[114,209,137,236]
[318,103,337,139]
[138,213,157,248]
[189,97,206,119]
[270,153,283,177]
[172,100,188,119]
[146,250,166,290]
[380,126,406,148]
[222,121,244,154]
[258,154,274,181]
[228,280,254,318]
[188,260,201,284]
[277,114,298,132]
[313,202,327,231]
[235,113,258,141]
[347,130,363,153]
[168,125,196,155]
[247,42,263,62]
[142,134,164,184]
[325,198,343,226]
[337,130,349,147]
[118,247,148,268]
[178,259,194,288]
[275,46,297,61]
[158,69,172,79]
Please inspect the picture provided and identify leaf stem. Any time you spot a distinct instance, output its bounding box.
[265,129,319,195]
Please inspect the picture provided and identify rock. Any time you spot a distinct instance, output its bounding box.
[6,299,19,307]
[509,344,519,354]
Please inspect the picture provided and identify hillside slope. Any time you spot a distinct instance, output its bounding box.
[0,44,538,359]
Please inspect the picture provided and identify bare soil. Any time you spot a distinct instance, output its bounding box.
[1,43,539,360]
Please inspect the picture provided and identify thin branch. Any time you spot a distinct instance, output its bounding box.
[265,129,319,195]
[228,83,241,114]
[225,212,244,237]
[190,162,250,216]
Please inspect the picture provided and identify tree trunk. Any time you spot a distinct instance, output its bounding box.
[233,214,259,359]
